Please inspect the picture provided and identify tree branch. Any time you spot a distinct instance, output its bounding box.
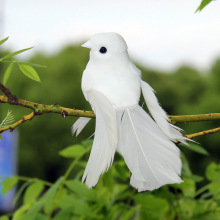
[170,113,220,124]
[0,112,35,133]
[0,83,18,104]
[0,83,220,139]
[185,127,220,139]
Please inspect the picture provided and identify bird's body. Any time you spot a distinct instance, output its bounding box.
[73,32,188,192]
[82,39,140,108]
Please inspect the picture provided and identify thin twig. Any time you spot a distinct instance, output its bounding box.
[0,112,35,133]
[170,113,220,124]
[185,127,220,139]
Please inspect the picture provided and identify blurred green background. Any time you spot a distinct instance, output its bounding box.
[0,45,219,183]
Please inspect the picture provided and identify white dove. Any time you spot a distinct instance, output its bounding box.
[73,32,188,192]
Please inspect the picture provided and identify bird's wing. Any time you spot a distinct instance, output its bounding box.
[141,80,188,144]
[82,89,118,188]
[72,117,92,136]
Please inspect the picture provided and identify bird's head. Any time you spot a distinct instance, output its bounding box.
[82,32,128,61]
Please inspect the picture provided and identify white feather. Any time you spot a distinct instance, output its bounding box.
[82,89,118,188]
[72,117,91,136]
[141,80,188,145]
[117,105,183,192]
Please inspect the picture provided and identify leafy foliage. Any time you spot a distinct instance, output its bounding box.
[0,141,220,219]
[196,0,213,12]
[0,37,43,85]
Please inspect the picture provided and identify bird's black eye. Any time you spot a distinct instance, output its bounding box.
[99,47,107,54]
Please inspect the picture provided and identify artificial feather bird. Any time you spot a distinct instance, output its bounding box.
[73,32,188,192]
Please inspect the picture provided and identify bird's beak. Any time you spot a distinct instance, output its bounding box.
[81,40,92,49]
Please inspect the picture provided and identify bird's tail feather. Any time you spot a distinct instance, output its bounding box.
[82,89,118,188]
[141,80,189,145]
[117,105,183,192]
[72,117,91,136]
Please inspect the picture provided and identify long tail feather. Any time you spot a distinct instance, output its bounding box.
[82,89,118,188]
[141,80,188,144]
[117,105,183,192]
[72,117,91,136]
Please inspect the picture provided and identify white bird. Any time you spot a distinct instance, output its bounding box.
[73,32,188,192]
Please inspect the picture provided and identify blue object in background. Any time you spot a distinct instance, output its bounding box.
[0,130,18,212]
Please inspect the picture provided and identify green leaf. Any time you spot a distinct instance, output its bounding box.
[0,134,2,139]
[65,180,97,201]
[25,201,44,220]
[13,181,31,206]
[173,177,196,197]
[56,195,91,217]
[196,0,213,12]
[181,152,192,176]
[0,176,19,195]
[59,145,86,158]
[53,207,73,220]
[43,177,64,214]
[24,181,44,204]
[185,143,209,156]
[17,61,46,68]
[120,207,139,220]
[187,174,204,183]
[134,194,169,219]
[1,47,33,60]
[0,36,9,46]
[206,163,220,181]
[3,63,14,85]
[19,64,40,82]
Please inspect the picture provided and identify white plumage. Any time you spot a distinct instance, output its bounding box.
[73,32,188,191]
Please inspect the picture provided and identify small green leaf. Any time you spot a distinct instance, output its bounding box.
[53,207,73,220]
[56,195,91,217]
[24,181,44,204]
[59,145,86,158]
[19,64,40,82]
[0,176,19,195]
[173,177,196,197]
[0,134,2,139]
[13,203,41,220]
[43,177,64,214]
[13,181,31,206]
[17,61,46,68]
[25,201,44,219]
[120,207,139,220]
[65,180,97,201]
[206,163,220,181]
[184,143,209,156]
[3,63,14,85]
[1,47,33,60]
[187,174,204,183]
[196,0,213,12]
[0,37,9,46]
[134,194,169,219]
